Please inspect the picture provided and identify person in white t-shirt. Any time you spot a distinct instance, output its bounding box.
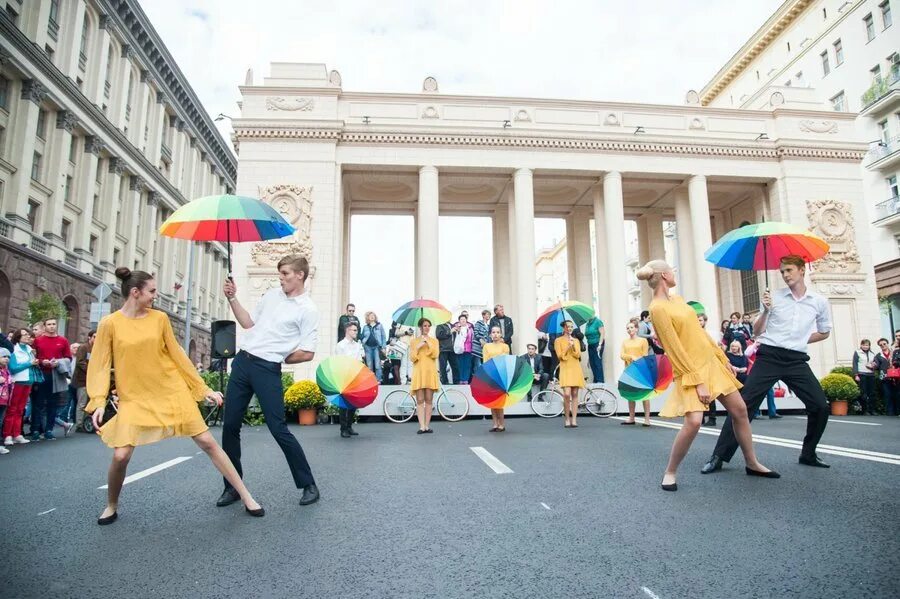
[218,255,321,509]
[334,322,364,438]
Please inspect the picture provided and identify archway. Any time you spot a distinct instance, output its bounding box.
[189,338,197,364]
[0,270,10,333]
[61,295,80,341]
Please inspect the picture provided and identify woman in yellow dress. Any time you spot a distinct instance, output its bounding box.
[482,326,510,432]
[637,260,778,491]
[554,320,584,428]
[87,268,263,525]
[620,321,651,427]
[410,317,439,434]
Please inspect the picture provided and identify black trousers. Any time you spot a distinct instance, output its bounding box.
[338,407,356,431]
[222,351,315,490]
[438,350,459,385]
[715,345,828,462]
[856,375,876,413]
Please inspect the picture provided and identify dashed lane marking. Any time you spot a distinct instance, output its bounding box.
[641,586,662,599]
[98,456,194,489]
[540,502,552,510]
[37,508,56,516]
[469,447,513,474]
[792,416,880,426]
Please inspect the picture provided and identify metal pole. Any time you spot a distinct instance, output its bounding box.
[183,242,195,353]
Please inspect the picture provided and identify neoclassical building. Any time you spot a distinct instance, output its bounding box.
[0,0,233,360]
[232,62,877,381]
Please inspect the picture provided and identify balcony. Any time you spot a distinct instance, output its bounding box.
[64,253,78,268]
[47,18,59,41]
[78,51,87,72]
[874,196,900,225]
[104,80,111,98]
[867,135,900,171]
[160,142,172,163]
[30,237,47,254]
[860,71,900,117]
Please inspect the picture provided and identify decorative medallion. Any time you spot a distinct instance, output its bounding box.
[514,109,531,122]
[799,120,838,134]
[806,199,860,274]
[329,70,342,86]
[689,117,705,130]
[250,185,314,273]
[265,97,315,111]
[422,76,439,93]
[422,106,440,119]
[604,113,620,126]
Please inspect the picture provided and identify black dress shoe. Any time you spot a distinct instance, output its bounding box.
[245,506,265,517]
[660,483,677,492]
[348,428,359,436]
[340,429,351,438]
[700,455,724,474]
[620,421,636,426]
[299,484,320,506]
[799,455,831,468]
[417,429,426,434]
[424,428,433,433]
[745,467,781,479]
[216,488,240,507]
[97,511,118,526]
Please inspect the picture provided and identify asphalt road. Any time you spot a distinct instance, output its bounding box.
[1,413,898,599]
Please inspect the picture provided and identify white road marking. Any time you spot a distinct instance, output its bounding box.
[793,416,880,426]
[469,447,513,474]
[612,417,900,465]
[98,456,193,489]
[37,508,56,516]
[540,502,552,510]
[641,586,662,599]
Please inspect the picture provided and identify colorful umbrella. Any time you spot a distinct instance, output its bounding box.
[159,194,295,275]
[704,221,829,287]
[315,356,379,409]
[392,299,452,328]
[687,301,706,316]
[535,300,595,333]
[471,355,534,409]
[618,354,673,402]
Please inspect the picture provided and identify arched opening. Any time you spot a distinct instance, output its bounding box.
[738,221,761,313]
[0,270,10,333]
[189,338,197,364]
[60,295,80,341]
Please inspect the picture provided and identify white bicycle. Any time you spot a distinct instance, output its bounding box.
[530,368,618,418]
[383,384,470,423]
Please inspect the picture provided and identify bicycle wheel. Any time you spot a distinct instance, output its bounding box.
[383,389,417,423]
[531,389,564,417]
[436,388,469,421]
[584,385,618,418]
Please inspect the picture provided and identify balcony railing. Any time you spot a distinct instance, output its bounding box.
[30,237,47,254]
[874,196,900,222]
[160,142,172,162]
[868,135,900,166]
[92,265,104,278]
[0,220,9,238]
[64,253,78,268]
[47,18,59,41]
[861,71,900,110]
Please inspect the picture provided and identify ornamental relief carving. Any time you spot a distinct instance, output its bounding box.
[815,282,865,296]
[265,97,315,112]
[249,185,315,276]
[806,199,860,274]
[799,120,838,134]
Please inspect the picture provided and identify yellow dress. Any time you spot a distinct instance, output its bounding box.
[620,337,649,366]
[482,342,509,363]
[410,335,439,392]
[86,310,211,448]
[555,336,584,388]
[649,295,741,417]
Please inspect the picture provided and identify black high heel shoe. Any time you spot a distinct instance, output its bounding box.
[660,483,678,492]
[245,506,265,517]
[97,511,118,525]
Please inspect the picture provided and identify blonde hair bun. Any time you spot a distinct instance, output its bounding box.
[635,266,655,281]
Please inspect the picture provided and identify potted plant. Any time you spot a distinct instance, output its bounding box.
[284,380,325,425]
[820,372,859,416]
[321,403,340,424]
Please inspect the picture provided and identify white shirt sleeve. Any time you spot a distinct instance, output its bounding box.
[296,303,320,352]
[816,296,833,334]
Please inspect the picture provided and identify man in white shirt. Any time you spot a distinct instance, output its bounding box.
[217,255,321,508]
[334,322,364,438]
[703,255,833,473]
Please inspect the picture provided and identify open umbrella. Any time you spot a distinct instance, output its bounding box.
[687,301,706,316]
[618,354,673,402]
[159,194,295,275]
[704,221,829,288]
[471,355,534,409]
[392,299,452,328]
[535,300,595,333]
[316,356,379,410]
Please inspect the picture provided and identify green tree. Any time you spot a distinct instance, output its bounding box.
[27,293,65,325]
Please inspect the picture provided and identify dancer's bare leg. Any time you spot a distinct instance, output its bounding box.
[423,390,433,429]
[570,388,579,426]
[100,446,134,518]
[718,391,772,472]
[627,402,636,423]
[642,400,651,425]
[662,411,703,486]
[193,431,261,510]
[416,390,426,431]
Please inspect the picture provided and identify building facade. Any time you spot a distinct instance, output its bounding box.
[0,0,234,361]
[700,0,899,330]
[231,62,876,382]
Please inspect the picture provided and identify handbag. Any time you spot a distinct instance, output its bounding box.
[887,367,900,379]
[97,395,119,428]
[773,382,786,398]
[453,327,467,354]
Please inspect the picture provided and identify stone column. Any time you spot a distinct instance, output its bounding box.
[492,203,511,309]
[593,186,611,337]
[415,165,440,299]
[572,207,593,305]
[123,176,144,269]
[100,158,125,275]
[73,136,102,267]
[149,92,167,166]
[636,212,665,307]
[5,80,47,242]
[601,172,628,381]
[133,71,151,150]
[506,185,518,322]
[89,16,113,105]
[513,168,537,354]
[688,175,721,329]
[140,191,160,272]
[42,110,79,259]
[113,45,133,128]
[61,0,87,78]
[565,212,578,300]
[673,187,696,299]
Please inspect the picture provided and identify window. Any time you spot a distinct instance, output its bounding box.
[882,1,893,28]
[69,136,78,163]
[889,175,899,198]
[879,120,890,144]
[0,75,9,110]
[872,64,883,82]
[27,200,39,231]
[113,248,120,265]
[49,0,59,23]
[890,53,900,79]
[821,51,830,75]
[831,91,846,112]
[61,219,71,246]
[92,193,100,216]
[95,160,103,184]
[63,175,73,203]
[89,235,98,255]
[104,46,114,93]
[31,151,42,181]
[865,13,876,41]
[739,221,761,312]
[36,109,47,140]
[125,76,134,118]
[834,39,844,65]
[80,18,90,57]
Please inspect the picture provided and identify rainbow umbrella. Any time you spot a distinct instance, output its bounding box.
[687,301,706,316]
[704,221,829,287]
[618,354,673,402]
[159,194,295,275]
[471,355,534,409]
[316,356,379,409]
[392,299,452,328]
[535,300,595,333]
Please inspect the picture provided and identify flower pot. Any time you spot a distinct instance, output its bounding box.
[298,408,318,425]
[830,400,848,416]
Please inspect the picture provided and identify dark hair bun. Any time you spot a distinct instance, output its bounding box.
[114,267,132,281]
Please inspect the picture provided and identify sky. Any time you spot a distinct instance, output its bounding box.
[142,0,784,324]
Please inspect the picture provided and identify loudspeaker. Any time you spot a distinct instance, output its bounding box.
[211,320,236,359]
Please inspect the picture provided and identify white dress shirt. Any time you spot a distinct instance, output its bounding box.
[334,338,364,360]
[241,288,319,363]
[758,287,832,354]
